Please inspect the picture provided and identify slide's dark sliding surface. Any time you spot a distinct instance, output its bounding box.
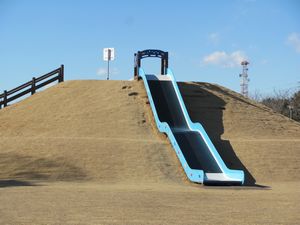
[148,80,222,173]
[139,69,244,184]
[135,50,243,184]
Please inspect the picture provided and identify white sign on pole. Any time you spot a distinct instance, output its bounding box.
[103,48,115,61]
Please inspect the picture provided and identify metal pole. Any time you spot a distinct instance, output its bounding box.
[107,60,110,80]
[134,53,137,79]
[288,105,293,119]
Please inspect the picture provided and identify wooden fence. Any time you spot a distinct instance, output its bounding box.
[0,65,64,109]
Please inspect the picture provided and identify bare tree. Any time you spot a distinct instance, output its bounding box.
[257,87,300,122]
[261,89,291,115]
[290,91,300,121]
[249,89,263,102]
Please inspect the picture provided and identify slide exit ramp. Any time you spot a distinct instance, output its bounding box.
[134,49,244,184]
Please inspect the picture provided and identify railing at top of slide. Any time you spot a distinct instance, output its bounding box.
[0,65,64,109]
[134,49,169,79]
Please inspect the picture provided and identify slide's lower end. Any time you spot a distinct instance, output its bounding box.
[204,171,244,185]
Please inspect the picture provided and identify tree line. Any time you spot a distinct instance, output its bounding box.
[251,88,300,122]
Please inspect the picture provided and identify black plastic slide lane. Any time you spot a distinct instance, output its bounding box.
[147,80,222,173]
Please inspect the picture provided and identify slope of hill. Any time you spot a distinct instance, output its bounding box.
[179,82,300,184]
[1,80,300,184]
[0,79,299,225]
[0,80,185,184]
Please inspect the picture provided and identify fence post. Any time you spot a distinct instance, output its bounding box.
[31,77,36,95]
[3,90,7,107]
[59,64,64,83]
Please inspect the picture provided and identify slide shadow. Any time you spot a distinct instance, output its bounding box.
[178,82,259,186]
[0,179,37,188]
[0,153,88,184]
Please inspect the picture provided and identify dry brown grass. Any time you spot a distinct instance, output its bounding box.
[0,80,299,224]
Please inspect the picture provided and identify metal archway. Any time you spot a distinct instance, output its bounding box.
[134,49,168,79]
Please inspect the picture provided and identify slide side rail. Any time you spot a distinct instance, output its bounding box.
[139,68,204,183]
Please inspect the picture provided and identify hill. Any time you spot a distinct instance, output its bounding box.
[1,80,299,184]
[0,79,299,225]
[179,82,300,184]
[0,80,185,184]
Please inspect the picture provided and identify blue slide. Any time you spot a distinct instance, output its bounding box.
[138,64,244,185]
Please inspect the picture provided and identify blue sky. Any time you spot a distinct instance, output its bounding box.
[1,0,299,95]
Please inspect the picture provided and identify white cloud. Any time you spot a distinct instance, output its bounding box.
[202,51,248,68]
[97,68,107,76]
[97,67,119,77]
[208,33,220,45]
[287,33,300,53]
